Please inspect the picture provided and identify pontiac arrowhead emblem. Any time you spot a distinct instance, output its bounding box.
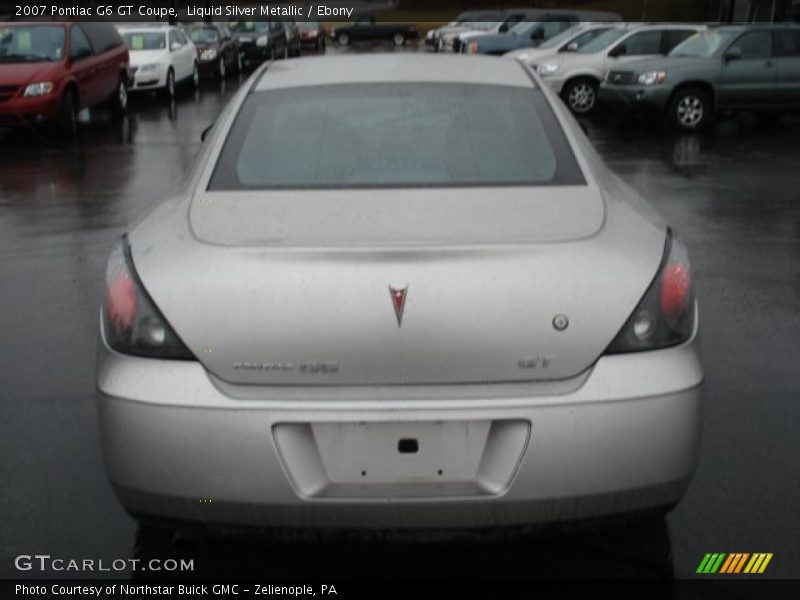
[389,285,408,327]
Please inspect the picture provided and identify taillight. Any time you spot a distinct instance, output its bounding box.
[606,231,696,354]
[102,239,194,360]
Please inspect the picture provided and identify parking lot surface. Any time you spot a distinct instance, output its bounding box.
[1,42,798,579]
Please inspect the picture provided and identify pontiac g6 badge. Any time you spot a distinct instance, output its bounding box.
[389,285,408,327]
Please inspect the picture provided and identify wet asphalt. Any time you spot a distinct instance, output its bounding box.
[0,41,798,580]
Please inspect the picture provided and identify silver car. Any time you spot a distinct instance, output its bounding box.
[97,55,703,533]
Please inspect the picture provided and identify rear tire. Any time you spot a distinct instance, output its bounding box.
[562,78,599,115]
[668,87,711,132]
[217,57,226,80]
[191,62,200,88]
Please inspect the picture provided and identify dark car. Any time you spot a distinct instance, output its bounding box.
[331,16,419,47]
[297,21,326,51]
[282,20,301,58]
[467,10,621,55]
[599,25,800,131]
[185,23,240,79]
[0,21,129,132]
[230,21,288,64]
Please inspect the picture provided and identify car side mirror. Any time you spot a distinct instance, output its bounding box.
[499,23,509,33]
[723,47,742,62]
[171,42,182,52]
[609,44,626,58]
[564,41,579,52]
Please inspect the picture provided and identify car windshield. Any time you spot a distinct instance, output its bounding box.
[537,25,584,49]
[230,21,269,33]
[669,30,735,57]
[122,32,167,51]
[509,20,538,36]
[0,25,65,62]
[576,27,627,53]
[188,28,220,44]
[210,83,584,189]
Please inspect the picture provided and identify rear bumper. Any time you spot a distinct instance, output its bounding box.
[0,93,61,125]
[599,83,671,113]
[97,318,703,530]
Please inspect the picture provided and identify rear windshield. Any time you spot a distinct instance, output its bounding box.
[0,25,65,63]
[188,28,220,44]
[123,32,166,51]
[209,83,584,190]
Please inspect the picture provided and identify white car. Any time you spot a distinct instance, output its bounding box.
[119,26,199,99]
[533,23,705,114]
[504,23,619,63]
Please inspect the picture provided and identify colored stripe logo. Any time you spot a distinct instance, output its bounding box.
[697,553,773,574]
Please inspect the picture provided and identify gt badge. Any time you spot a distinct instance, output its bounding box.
[389,285,408,327]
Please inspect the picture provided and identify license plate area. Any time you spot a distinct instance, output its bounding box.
[273,420,529,499]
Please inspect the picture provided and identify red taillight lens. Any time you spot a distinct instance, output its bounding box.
[102,240,194,360]
[660,263,691,326]
[105,274,137,335]
[606,232,696,354]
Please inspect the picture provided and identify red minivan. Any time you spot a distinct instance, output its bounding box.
[0,22,129,132]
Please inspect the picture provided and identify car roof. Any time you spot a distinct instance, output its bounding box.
[252,55,536,91]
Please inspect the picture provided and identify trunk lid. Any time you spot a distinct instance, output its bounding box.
[131,187,664,386]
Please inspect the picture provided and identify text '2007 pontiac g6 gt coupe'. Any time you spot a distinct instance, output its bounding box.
[96,55,703,533]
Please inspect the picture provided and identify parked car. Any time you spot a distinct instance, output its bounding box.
[331,16,419,47]
[434,13,504,53]
[465,10,621,56]
[185,23,241,78]
[119,25,198,98]
[0,21,129,132]
[452,12,525,53]
[426,11,494,49]
[229,20,288,64]
[297,21,326,51]
[97,54,702,536]
[505,23,619,63]
[534,24,705,115]
[282,20,302,57]
[599,25,800,131]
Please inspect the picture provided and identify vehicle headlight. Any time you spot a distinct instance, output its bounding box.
[637,70,667,86]
[256,35,269,47]
[468,42,479,54]
[199,48,218,61]
[23,81,54,97]
[138,63,161,73]
[537,61,561,77]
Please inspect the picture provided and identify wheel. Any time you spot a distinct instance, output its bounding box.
[217,57,226,79]
[59,88,78,135]
[191,62,199,88]
[164,68,176,99]
[668,87,711,132]
[236,51,243,73]
[562,78,598,115]
[337,33,349,46]
[393,33,405,46]
[110,74,128,117]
